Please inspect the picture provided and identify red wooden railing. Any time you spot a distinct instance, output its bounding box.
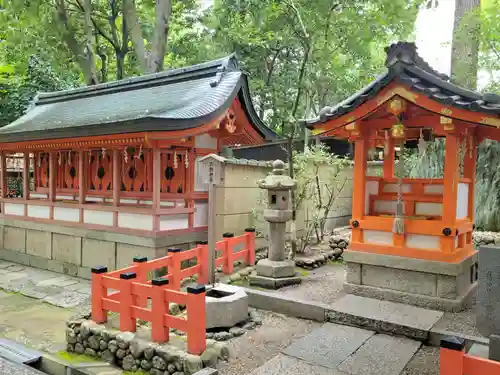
[440,337,500,375]
[90,228,256,354]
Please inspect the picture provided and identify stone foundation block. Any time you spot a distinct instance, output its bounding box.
[206,284,248,329]
[53,233,82,265]
[4,226,26,252]
[346,263,361,284]
[255,259,295,278]
[26,229,52,259]
[116,243,155,269]
[249,274,302,289]
[82,238,116,270]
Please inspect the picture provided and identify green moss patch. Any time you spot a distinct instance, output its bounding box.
[55,350,100,364]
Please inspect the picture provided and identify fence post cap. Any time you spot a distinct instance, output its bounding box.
[245,228,256,233]
[440,336,465,351]
[187,284,206,294]
[152,278,169,286]
[222,232,234,238]
[196,240,208,245]
[91,266,108,274]
[120,272,137,280]
[133,256,148,263]
[168,247,182,253]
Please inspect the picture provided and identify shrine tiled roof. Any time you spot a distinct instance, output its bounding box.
[305,42,500,127]
[0,55,277,143]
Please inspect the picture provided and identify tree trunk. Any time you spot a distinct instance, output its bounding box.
[123,0,147,72]
[148,0,172,73]
[83,0,99,85]
[450,0,481,89]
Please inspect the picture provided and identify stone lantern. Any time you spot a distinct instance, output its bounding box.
[249,160,302,289]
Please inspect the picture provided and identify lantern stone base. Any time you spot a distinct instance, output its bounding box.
[343,250,478,312]
[249,259,301,289]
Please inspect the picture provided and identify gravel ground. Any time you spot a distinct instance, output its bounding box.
[277,263,346,306]
[217,310,320,375]
[401,346,440,375]
[432,296,485,338]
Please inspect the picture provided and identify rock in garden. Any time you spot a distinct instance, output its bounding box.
[157,346,182,363]
[116,348,127,359]
[88,335,100,350]
[66,329,77,344]
[66,344,74,352]
[144,347,156,360]
[243,321,256,330]
[84,348,96,357]
[74,343,84,354]
[99,340,107,350]
[229,273,241,282]
[100,330,112,341]
[116,332,134,349]
[183,354,202,375]
[152,355,167,370]
[108,340,118,353]
[214,331,232,341]
[149,369,163,375]
[76,334,83,344]
[79,321,95,339]
[333,248,343,259]
[337,240,347,249]
[167,363,176,373]
[172,372,184,375]
[229,327,245,337]
[200,348,218,367]
[130,339,149,358]
[101,350,114,363]
[169,303,181,315]
[140,359,152,371]
[205,332,214,339]
[122,354,136,371]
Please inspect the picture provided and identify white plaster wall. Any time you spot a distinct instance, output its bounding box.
[194,201,208,227]
[27,205,50,219]
[56,195,75,201]
[86,196,104,203]
[139,200,153,205]
[363,230,393,245]
[424,184,444,194]
[195,133,218,149]
[194,156,209,192]
[406,234,440,249]
[118,212,153,231]
[374,200,399,214]
[4,203,25,216]
[383,183,411,193]
[159,214,189,231]
[415,202,442,216]
[120,199,137,204]
[456,182,469,219]
[30,193,48,199]
[364,181,379,215]
[84,210,113,226]
[160,201,176,207]
[54,207,80,222]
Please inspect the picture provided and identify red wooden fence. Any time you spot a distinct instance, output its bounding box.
[440,336,500,375]
[90,228,256,354]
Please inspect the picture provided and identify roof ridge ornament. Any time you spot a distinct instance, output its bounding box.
[210,66,227,88]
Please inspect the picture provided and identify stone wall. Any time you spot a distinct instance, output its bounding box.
[0,218,206,278]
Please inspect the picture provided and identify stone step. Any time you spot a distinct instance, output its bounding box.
[327,295,444,340]
[467,343,489,359]
[0,338,42,365]
[282,323,375,369]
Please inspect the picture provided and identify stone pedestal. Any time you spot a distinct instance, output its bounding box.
[343,250,478,312]
[249,258,301,289]
[206,283,248,329]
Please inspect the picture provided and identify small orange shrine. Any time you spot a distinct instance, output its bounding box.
[305,42,500,311]
[0,55,275,274]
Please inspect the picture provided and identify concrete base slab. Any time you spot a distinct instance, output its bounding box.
[327,295,443,341]
[248,274,302,289]
[255,259,296,278]
[282,323,374,369]
[248,354,337,375]
[337,334,421,375]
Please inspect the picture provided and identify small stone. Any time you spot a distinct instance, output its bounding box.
[150,370,163,375]
[214,331,232,341]
[167,363,176,373]
[101,330,113,341]
[79,321,93,339]
[101,350,114,363]
[74,327,81,334]
[333,248,343,259]
[66,344,74,352]
[88,335,100,350]
[230,273,241,282]
[156,347,182,363]
[74,343,84,354]
[169,303,181,315]
[183,354,202,375]
[172,372,184,375]
[243,321,256,330]
[66,329,77,344]
[116,332,134,349]
[108,340,118,353]
[130,339,149,358]
[141,359,152,371]
[97,351,102,358]
[99,340,108,350]
[76,334,83,344]
[122,354,136,371]
[144,347,155,360]
[337,240,347,249]
[205,332,214,339]
[116,348,127,359]
[213,342,230,361]
[229,327,245,337]
[200,348,218,367]
[84,348,96,357]
[83,340,88,348]
[152,355,167,370]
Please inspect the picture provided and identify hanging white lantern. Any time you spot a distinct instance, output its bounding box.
[173,151,178,169]
[101,148,106,158]
[58,152,62,166]
[418,129,427,156]
[123,147,128,163]
[185,150,189,169]
[68,151,72,165]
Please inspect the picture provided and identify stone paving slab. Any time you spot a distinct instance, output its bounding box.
[337,334,421,375]
[282,322,374,369]
[468,343,489,359]
[327,295,443,340]
[248,354,346,375]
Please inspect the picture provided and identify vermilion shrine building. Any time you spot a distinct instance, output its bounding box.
[306,42,500,311]
[0,55,275,276]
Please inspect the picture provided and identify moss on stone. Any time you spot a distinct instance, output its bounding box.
[295,267,309,277]
[55,350,99,364]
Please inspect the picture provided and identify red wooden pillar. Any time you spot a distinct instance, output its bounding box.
[383,135,395,179]
[441,133,459,253]
[351,133,368,243]
[78,150,86,223]
[152,147,161,231]
[0,152,6,213]
[186,284,206,355]
[23,152,30,216]
[48,152,56,219]
[112,149,121,227]
[463,134,477,222]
